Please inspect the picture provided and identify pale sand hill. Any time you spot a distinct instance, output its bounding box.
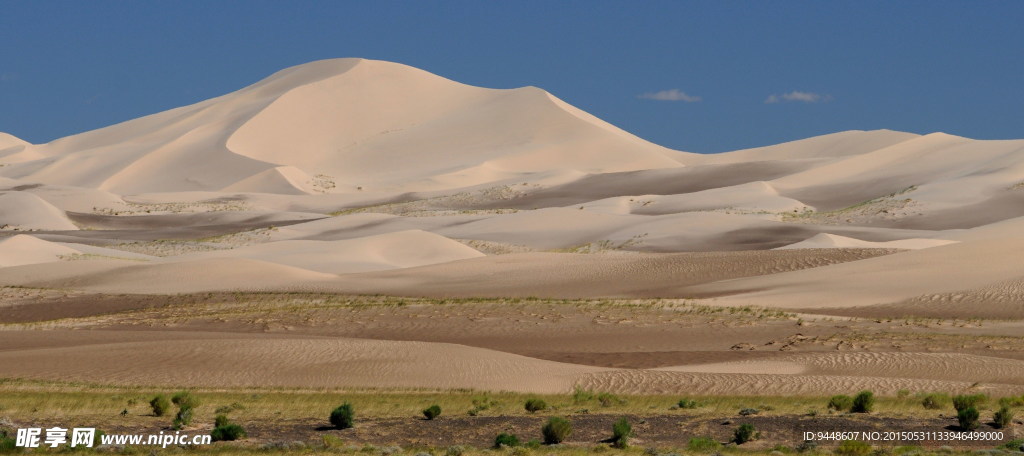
[689,234,1024,309]
[0,59,688,195]
[167,229,484,274]
[700,129,919,164]
[0,132,28,149]
[776,233,958,250]
[770,133,1024,212]
[0,258,334,294]
[0,234,80,267]
[0,191,78,230]
[576,181,809,216]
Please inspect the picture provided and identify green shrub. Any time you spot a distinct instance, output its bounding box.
[835,440,872,456]
[596,393,622,407]
[957,406,979,431]
[733,423,759,444]
[423,405,441,420]
[953,394,987,412]
[994,405,1014,429]
[330,403,355,429]
[921,393,948,410]
[572,387,594,403]
[214,414,230,428]
[686,436,722,452]
[541,417,572,444]
[150,395,171,417]
[677,398,698,409]
[0,431,16,453]
[1002,438,1024,450]
[828,395,853,411]
[999,396,1024,407]
[494,433,520,448]
[524,398,547,413]
[172,406,193,430]
[851,391,874,413]
[211,423,246,442]
[610,418,631,449]
[171,391,199,410]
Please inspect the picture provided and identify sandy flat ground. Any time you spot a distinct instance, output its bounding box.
[2,58,1023,395]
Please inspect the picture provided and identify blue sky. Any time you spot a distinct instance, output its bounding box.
[1,1,1021,153]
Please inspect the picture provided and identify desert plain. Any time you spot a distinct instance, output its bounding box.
[2,58,1024,452]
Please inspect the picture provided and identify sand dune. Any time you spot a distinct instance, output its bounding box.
[701,129,919,164]
[0,334,608,392]
[3,58,1024,395]
[0,191,79,230]
[776,233,958,250]
[690,233,1024,309]
[0,59,687,195]
[171,229,484,274]
[0,234,80,267]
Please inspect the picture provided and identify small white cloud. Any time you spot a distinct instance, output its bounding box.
[765,90,832,104]
[638,89,701,102]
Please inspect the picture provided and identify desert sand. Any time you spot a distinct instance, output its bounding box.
[1,58,1023,395]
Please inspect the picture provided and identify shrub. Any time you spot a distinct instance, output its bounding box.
[596,393,622,407]
[1002,438,1024,450]
[677,398,698,409]
[733,423,759,444]
[921,393,948,410]
[211,423,246,442]
[171,391,199,410]
[953,394,987,412]
[524,398,547,413]
[423,405,441,420]
[686,437,722,452]
[957,406,979,431]
[541,417,572,444]
[828,395,853,411]
[0,431,16,453]
[494,433,520,448]
[330,403,355,429]
[150,395,171,417]
[572,386,594,403]
[445,446,464,456]
[738,408,759,416]
[214,414,230,428]
[851,391,874,413]
[172,406,193,430]
[994,405,1014,429]
[796,440,818,453]
[610,418,631,449]
[835,440,872,456]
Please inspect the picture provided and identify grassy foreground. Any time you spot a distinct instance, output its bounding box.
[1,379,1022,455]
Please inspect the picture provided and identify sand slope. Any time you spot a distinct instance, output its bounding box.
[171,230,484,274]
[777,233,958,250]
[0,59,688,195]
[0,191,79,230]
[0,235,80,267]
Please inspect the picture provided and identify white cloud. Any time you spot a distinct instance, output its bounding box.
[765,90,832,104]
[638,89,701,102]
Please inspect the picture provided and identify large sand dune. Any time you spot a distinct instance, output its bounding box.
[2,58,1023,394]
